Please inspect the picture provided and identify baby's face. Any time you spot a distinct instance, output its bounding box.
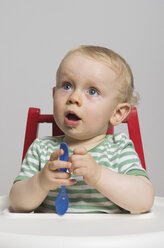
[53,52,120,140]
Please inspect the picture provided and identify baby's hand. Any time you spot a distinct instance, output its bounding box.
[38,149,76,192]
[70,147,102,186]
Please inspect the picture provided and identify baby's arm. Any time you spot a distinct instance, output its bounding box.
[10,149,76,212]
[94,167,154,213]
[70,147,154,213]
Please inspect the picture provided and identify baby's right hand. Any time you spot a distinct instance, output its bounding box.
[38,149,76,192]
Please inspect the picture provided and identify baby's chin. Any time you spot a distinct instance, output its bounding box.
[64,130,104,143]
[57,122,104,141]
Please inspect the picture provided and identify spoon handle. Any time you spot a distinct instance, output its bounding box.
[55,142,69,215]
[59,142,69,168]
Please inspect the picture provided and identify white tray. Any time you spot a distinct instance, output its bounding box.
[0,196,164,248]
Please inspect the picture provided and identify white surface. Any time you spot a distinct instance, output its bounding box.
[0,196,164,248]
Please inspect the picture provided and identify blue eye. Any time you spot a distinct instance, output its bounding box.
[63,83,72,91]
[88,88,99,96]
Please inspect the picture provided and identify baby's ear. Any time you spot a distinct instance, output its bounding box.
[110,103,131,126]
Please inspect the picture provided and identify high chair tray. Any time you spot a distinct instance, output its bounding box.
[0,196,164,248]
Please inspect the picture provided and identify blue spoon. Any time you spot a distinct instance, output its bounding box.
[55,142,69,215]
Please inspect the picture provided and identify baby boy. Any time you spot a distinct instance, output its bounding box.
[10,45,154,213]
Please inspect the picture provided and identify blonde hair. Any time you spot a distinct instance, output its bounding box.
[57,45,139,107]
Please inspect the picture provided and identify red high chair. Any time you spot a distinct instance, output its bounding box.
[22,107,146,170]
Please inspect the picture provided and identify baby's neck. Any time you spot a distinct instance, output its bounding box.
[63,134,106,151]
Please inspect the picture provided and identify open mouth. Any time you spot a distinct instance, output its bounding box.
[65,111,81,126]
[66,113,81,121]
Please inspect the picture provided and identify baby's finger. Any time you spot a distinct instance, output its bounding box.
[56,178,77,187]
[73,147,87,155]
[50,149,64,161]
[73,167,87,176]
[49,161,72,171]
[54,171,71,179]
[68,153,73,163]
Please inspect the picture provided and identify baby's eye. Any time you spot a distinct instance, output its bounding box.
[62,82,72,91]
[88,88,99,96]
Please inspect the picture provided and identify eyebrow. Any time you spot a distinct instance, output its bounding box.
[60,72,76,82]
[57,70,70,81]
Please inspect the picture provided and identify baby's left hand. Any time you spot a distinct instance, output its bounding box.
[69,147,102,186]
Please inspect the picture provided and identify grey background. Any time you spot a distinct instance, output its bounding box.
[0,0,163,196]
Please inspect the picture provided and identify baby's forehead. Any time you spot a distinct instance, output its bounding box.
[59,52,118,76]
[59,53,118,82]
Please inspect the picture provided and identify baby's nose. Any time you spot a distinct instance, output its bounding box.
[67,90,82,106]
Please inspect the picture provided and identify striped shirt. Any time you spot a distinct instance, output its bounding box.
[14,133,149,214]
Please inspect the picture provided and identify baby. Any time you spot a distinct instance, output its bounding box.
[10,45,154,213]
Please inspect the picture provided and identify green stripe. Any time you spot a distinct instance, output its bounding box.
[25,153,39,161]
[50,188,99,194]
[22,161,39,170]
[67,188,99,194]
[46,196,109,203]
[118,159,140,169]
[41,151,53,156]
[69,197,109,203]
[21,168,36,175]
[28,147,39,155]
[42,202,118,212]
[75,180,86,186]
[14,176,30,182]
[69,204,118,211]
[118,151,137,158]
[40,158,49,164]
[126,169,149,179]
[42,203,56,211]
